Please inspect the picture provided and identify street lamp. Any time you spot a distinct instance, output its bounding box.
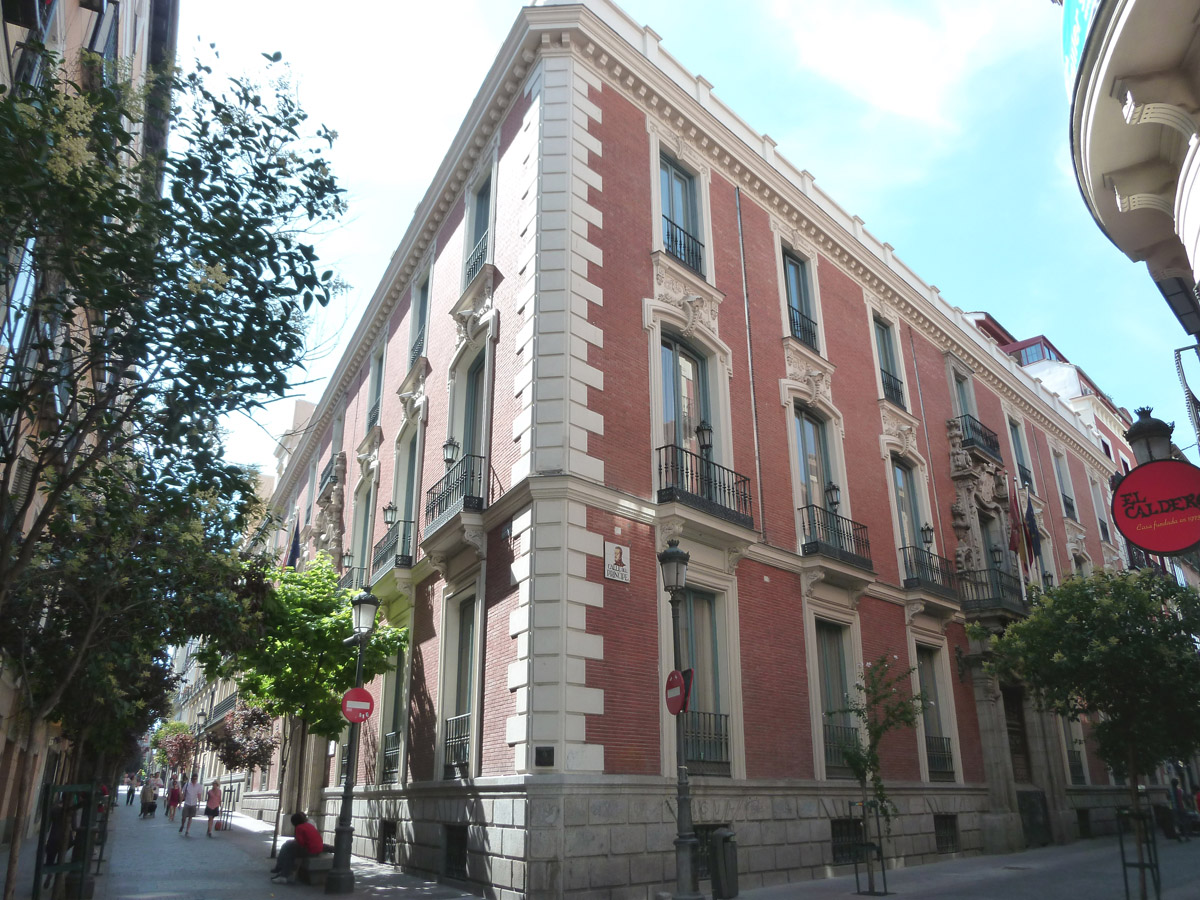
[382,501,398,527]
[326,589,380,895]
[656,539,702,900]
[920,522,934,550]
[824,482,841,513]
[1125,407,1174,466]
[442,436,460,468]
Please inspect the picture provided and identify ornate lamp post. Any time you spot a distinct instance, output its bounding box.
[382,501,398,527]
[1125,407,1174,466]
[656,539,702,900]
[325,589,381,895]
[824,481,841,513]
[442,436,460,469]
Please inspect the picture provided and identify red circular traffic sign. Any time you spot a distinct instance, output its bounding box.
[665,670,686,716]
[1112,458,1200,554]
[341,687,374,724]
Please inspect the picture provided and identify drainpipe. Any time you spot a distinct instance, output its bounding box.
[734,188,767,540]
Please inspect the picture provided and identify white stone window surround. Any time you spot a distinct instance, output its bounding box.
[646,119,717,287]
[865,296,911,410]
[944,353,978,420]
[1001,405,1037,496]
[435,577,485,780]
[907,631,963,785]
[390,421,424,536]
[1059,714,1089,786]
[461,144,499,292]
[444,297,500,476]
[804,598,863,782]
[778,372,851,550]
[377,629,415,786]
[408,254,435,365]
[349,475,378,578]
[1049,443,1078,511]
[773,224,827,355]
[655,535,745,781]
[643,262,735,475]
[879,407,937,573]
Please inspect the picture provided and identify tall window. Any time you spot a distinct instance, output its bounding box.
[784,252,817,350]
[816,620,853,776]
[892,458,921,549]
[917,646,954,780]
[953,374,972,418]
[466,177,491,283]
[660,156,703,273]
[794,407,829,510]
[1009,419,1033,492]
[875,318,904,408]
[455,599,476,718]
[354,486,373,586]
[1090,479,1111,544]
[463,354,486,457]
[410,277,429,366]
[305,460,316,525]
[383,647,406,783]
[1053,451,1076,521]
[679,589,729,776]
[661,337,708,455]
[366,347,385,433]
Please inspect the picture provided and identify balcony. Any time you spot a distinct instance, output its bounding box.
[926,734,955,781]
[425,455,486,536]
[319,456,337,495]
[382,730,401,784]
[683,710,730,777]
[338,568,365,591]
[1018,463,1034,492]
[955,414,1002,464]
[656,445,753,529]
[788,306,819,352]
[409,328,425,368]
[443,713,470,779]
[662,215,705,275]
[1062,493,1077,522]
[880,368,905,409]
[798,505,872,571]
[901,546,958,599]
[464,231,489,284]
[210,693,237,723]
[1068,748,1085,785]
[824,722,859,777]
[366,398,381,433]
[372,520,414,583]
[959,567,1025,617]
[1099,519,1111,544]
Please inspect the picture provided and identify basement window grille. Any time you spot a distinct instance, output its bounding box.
[934,814,959,853]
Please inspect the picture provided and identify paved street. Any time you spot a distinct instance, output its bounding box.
[6,798,1200,898]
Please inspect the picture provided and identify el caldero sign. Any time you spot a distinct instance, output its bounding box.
[1111,458,1200,555]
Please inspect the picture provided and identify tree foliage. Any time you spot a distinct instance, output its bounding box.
[151,721,191,769]
[198,554,406,739]
[208,701,279,772]
[158,729,198,774]
[985,569,1200,781]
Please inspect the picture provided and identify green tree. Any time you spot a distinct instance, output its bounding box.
[985,569,1200,899]
[150,721,191,770]
[832,653,924,895]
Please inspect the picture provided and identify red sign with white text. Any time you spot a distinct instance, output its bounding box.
[341,687,374,724]
[1111,459,1200,554]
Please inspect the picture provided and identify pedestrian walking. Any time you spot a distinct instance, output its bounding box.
[138,780,155,818]
[166,776,181,823]
[125,776,135,807]
[179,773,201,836]
[204,780,221,837]
[270,812,323,883]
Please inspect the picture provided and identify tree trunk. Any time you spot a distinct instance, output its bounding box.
[1128,749,1146,900]
[269,717,291,859]
[292,718,309,814]
[2,720,46,900]
[860,778,875,894]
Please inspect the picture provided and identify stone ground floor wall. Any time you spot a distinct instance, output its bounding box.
[255,776,1143,900]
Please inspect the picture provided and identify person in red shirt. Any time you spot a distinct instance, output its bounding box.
[270,812,324,883]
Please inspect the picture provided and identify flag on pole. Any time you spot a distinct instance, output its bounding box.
[1025,495,1041,567]
[1009,483,1028,573]
[285,521,301,570]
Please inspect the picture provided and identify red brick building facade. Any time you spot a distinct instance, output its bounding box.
[251,3,1140,896]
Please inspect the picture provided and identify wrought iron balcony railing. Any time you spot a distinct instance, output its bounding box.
[425,455,486,536]
[409,328,425,368]
[901,546,958,598]
[372,520,414,582]
[382,730,401,784]
[319,456,337,494]
[788,306,819,352]
[662,215,705,274]
[464,231,489,284]
[366,398,381,432]
[1099,519,1111,544]
[338,568,365,591]
[799,505,872,570]
[443,713,471,778]
[956,413,1002,462]
[880,368,905,408]
[1018,464,1034,492]
[210,693,237,722]
[1068,748,1085,785]
[824,722,859,775]
[683,710,730,777]
[959,567,1025,616]
[926,734,954,781]
[1062,493,1077,522]
[656,445,753,529]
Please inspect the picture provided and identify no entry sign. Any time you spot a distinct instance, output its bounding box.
[341,687,374,724]
[665,669,693,716]
[1111,459,1200,554]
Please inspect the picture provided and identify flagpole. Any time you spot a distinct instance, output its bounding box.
[1014,475,1030,604]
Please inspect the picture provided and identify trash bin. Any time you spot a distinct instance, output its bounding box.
[711,827,738,899]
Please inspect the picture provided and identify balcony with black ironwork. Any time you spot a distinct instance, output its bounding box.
[656,445,753,529]
[425,455,486,537]
[901,546,958,600]
[464,231,489,285]
[824,722,859,778]
[955,414,1002,464]
[788,306,819,352]
[1061,493,1077,522]
[366,398,381,433]
[683,710,730,777]
[319,456,337,495]
[371,520,414,583]
[799,505,872,572]
[338,568,365,591]
[443,713,471,779]
[1068,748,1085,785]
[880,369,905,409]
[382,730,401,784]
[662,215,704,275]
[1018,464,1034,493]
[959,566,1025,618]
[926,734,955,781]
[409,328,425,369]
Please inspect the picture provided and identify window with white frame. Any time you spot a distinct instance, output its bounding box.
[410,275,430,367]
[784,251,817,351]
[794,405,830,511]
[305,459,316,526]
[1062,717,1086,785]
[892,456,923,550]
[1090,479,1112,545]
[678,589,730,776]
[465,174,492,284]
[660,155,704,274]
[952,373,973,418]
[917,645,954,781]
[351,483,374,587]
[1053,451,1077,521]
[444,596,476,778]
[366,346,385,434]
[875,317,905,409]
[1009,418,1034,493]
[816,619,854,778]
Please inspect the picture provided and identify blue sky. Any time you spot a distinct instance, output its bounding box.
[177,0,1199,479]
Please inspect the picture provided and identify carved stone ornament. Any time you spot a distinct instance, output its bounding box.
[462,525,486,558]
[881,407,918,458]
[655,267,719,340]
[657,517,685,551]
[785,353,833,406]
[726,541,751,573]
[398,374,426,430]
[1064,517,1089,561]
[357,448,379,486]
[800,568,826,599]
[453,267,496,355]
[314,451,347,563]
[946,419,1011,577]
